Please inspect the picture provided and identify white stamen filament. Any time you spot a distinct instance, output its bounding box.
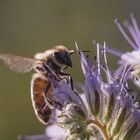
[96,43,122,57]
[131,14,140,44]
[120,64,128,93]
[97,43,101,75]
[124,21,140,47]
[115,19,137,50]
[103,42,112,84]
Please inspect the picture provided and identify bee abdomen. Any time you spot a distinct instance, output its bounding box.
[31,73,52,124]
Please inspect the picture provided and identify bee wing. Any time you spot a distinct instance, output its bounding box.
[0,53,37,73]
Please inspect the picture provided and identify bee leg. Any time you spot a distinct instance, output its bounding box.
[68,75,73,90]
[64,74,73,90]
[42,83,55,112]
[44,81,51,96]
[59,72,73,90]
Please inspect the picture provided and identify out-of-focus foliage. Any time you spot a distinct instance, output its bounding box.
[0,0,140,140]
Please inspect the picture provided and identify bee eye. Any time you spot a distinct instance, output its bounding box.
[54,52,72,67]
[54,52,66,60]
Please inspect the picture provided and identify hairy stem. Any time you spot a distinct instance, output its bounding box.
[87,119,110,140]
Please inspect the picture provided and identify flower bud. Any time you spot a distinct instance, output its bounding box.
[121,122,137,140]
[57,113,75,129]
[65,103,88,121]
[104,93,115,124]
[111,107,126,137]
[66,124,92,140]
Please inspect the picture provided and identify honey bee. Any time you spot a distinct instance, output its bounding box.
[0,45,74,124]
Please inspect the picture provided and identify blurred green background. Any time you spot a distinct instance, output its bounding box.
[0,0,140,140]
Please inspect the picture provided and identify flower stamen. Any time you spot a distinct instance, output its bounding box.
[115,18,137,49]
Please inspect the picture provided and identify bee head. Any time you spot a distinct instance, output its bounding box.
[54,45,74,68]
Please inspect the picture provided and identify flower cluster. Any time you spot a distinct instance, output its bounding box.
[104,14,140,87]
[19,15,140,140]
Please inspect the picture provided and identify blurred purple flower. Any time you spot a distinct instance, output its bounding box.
[18,134,49,140]
[115,14,140,87]
[45,124,66,140]
[104,14,140,87]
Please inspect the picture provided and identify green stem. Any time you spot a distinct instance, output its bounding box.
[87,119,110,140]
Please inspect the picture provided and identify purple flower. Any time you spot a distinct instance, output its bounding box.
[115,14,140,87]
[77,42,140,140]
[104,14,140,87]
[45,124,66,140]
[18,135,49,140]
[18,16,140,140]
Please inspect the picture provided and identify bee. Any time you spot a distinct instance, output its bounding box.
[0,45,74,124]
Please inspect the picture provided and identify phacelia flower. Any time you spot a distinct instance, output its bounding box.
[104,14,140,87]
[18,16,140,140]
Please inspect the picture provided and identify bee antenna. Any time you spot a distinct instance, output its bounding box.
[74,41,91,54]
[80,50,91,53]
[68,50,90,56]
